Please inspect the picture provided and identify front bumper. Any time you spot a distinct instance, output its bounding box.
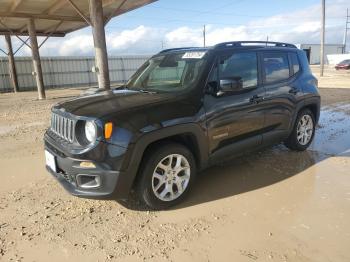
[45,152,123,199]
[44,131,132,200]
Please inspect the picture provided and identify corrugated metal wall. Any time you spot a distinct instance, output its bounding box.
[0,56,150,92]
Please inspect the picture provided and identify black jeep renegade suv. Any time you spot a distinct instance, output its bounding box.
[44,41,320,209]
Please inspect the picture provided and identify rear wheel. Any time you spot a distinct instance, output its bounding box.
[285,109,315,151]
[136,143,196,210]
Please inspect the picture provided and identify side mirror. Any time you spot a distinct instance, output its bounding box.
[219,78,243,93]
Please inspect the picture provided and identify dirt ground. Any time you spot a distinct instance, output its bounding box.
[0,66,350,262]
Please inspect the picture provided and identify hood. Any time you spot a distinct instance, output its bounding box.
[53,89,173,118]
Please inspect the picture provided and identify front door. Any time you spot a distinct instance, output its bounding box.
[204,50,266,162]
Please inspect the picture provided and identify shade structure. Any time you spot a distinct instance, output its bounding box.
[0,0,157,99]
[0,0,156,37]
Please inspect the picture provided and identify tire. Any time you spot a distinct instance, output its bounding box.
[136,143,196,210]
[284,109,316,151]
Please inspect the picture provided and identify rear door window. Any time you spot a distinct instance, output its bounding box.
[289,53,300,75]
[263,53,290,84]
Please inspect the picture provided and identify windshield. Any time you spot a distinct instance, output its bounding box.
[126,51,207,93]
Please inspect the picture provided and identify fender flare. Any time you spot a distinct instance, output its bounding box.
[114,123,208,199]
[288,96,321,137]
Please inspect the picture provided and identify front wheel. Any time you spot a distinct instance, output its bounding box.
[136,143,196,210]
[284,109,316,151]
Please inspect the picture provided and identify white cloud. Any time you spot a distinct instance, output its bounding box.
[165,26,203,46]
[109,25,151,49]
[58,34,94,56]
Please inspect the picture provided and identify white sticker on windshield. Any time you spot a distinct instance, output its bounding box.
[182,51,206,59]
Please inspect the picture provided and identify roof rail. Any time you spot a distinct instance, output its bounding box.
[158,47,200,53]
[214,41,297,49]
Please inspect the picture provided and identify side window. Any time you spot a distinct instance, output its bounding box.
[219,52,258,89]
[290,53,300,75]
[263,53,290,84]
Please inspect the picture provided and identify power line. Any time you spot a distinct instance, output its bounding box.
[110,13,344,29]
[144,4,342,19]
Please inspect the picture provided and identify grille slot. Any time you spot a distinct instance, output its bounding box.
[51,113,75,143]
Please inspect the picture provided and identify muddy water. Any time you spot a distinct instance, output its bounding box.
[310,102,350,156]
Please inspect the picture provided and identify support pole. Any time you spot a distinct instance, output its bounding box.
[4,35,19,93]
[89,0,110,90]
[320,0,325,77]
[27,18,45,99]
[203,25,206,47]
[343,8,349,54]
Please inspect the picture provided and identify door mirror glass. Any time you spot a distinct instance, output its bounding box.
[219,78,243,93]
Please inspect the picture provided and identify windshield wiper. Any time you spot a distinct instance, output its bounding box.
[138,89,157,94]
[114,85,128,90]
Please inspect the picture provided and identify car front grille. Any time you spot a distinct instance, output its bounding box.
[50,112,75,143]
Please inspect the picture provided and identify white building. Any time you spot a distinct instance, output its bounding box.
[295,44,344,64]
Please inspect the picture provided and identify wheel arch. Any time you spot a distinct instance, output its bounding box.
[114,123,208,199]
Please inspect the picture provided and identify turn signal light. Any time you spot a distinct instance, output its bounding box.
[104,122,113,139]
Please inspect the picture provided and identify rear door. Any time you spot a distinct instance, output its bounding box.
[204,50,266,161]
[260,51,302,144]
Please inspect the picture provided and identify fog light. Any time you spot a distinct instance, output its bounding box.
[79,161,96,168]
[76,174,101,188]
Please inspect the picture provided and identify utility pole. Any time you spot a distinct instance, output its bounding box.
[320,0,325,77]
[343,8,349,53]
[203,25,206,47]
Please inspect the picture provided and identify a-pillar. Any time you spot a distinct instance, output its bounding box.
[4,35,19,93]
[27,18,46,100]
[89,0,110,90]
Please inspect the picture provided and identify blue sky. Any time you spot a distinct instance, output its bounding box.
[0,0,348,56]
[109,0,322,29]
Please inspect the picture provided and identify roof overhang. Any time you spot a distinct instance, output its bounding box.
[0,0,157,37]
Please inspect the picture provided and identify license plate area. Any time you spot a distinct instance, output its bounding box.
[45,150,57,173]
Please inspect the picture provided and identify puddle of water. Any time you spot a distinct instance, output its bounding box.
[310,103,350,156]
[0,125,15,136]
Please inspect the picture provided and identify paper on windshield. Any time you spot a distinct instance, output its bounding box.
[182,51,206,59]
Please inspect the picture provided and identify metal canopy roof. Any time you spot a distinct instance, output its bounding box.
[0,0,156,37]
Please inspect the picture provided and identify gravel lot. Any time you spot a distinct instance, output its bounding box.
[0,66,350,262]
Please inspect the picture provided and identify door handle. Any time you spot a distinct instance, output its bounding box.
[250,95,264,103]
[289,87,298,95]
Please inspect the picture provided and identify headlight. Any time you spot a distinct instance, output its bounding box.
[84,121,97,143]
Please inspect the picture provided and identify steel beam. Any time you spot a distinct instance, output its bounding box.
[89,0,110,90]
[0,31,65,37]
[4,35,19,93]
[13,37,29,55]
[66,0,91,26]
[0,12,85,22]
[27,19,46,100]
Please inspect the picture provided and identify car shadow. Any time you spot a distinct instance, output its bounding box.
[178,146,328,209]
[120,145,329,211]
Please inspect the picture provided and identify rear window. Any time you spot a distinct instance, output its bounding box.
[263,53,290,84]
